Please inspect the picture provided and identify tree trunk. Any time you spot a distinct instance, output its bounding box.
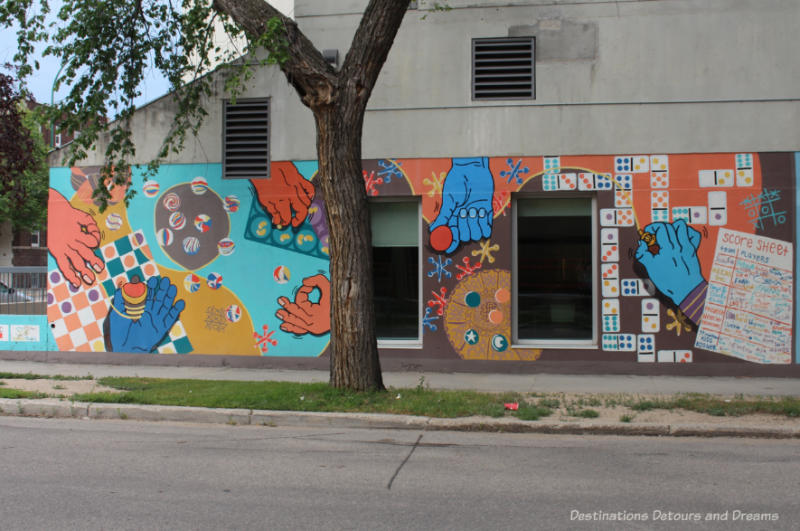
[213,0,410,391]
[314,105,384,391]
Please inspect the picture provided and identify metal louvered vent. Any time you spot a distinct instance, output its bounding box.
[472,37,535,100]
[223,98,270,179]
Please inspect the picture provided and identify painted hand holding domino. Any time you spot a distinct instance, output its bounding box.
[635,219,705,305]
[429,157,495,254]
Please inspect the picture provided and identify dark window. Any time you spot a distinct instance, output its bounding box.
[516,197,593,341]
[223,98,270,179]
[472,37,535,100]
[370,201,419,341]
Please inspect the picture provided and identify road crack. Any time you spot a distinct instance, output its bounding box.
[386,433,423,490]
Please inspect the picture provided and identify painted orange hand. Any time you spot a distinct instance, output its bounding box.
[47,189,105,288]
[275,274,331,336]
[252,161,315,228]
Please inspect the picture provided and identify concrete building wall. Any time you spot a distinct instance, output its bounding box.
[50,0,798,169]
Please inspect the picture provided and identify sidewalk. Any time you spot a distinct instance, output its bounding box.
[0,359,798,395]
[1,359,798,439]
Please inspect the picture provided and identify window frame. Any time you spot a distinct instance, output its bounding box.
[472,36,536,101]
[369,197,423,349]
[511,193,598,348]
[222,97,270,180]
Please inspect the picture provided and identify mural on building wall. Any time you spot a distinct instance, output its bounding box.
[45,152,796,365]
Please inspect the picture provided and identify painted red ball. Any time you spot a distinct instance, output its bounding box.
[430,225,453,252]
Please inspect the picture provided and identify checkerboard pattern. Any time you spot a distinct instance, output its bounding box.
[47,271,109,352]
[47,230,193,354]
[94,230,159,298]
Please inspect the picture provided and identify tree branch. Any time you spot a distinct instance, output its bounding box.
[212,0,337,109]
[339,0,410,108]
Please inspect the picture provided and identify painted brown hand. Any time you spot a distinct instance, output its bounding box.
[252,161,315,228]
[48,189,105,288]
[275,274,331,336]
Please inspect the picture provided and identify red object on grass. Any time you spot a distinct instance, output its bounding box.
[504,402,519,411]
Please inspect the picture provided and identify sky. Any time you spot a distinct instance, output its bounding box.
[0,21,171,109]
[1,0,295,109]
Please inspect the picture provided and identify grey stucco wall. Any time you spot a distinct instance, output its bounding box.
[53,0,799,167]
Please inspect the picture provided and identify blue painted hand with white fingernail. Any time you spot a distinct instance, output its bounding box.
[634,219,705,305]
[429,157,495,254]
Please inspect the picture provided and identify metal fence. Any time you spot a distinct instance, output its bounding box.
[0,266,47,315]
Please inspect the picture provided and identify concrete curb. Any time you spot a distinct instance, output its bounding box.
[1,398,798,439]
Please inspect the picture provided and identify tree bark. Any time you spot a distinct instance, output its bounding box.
[315,106,383,391]
[213,0,411,391]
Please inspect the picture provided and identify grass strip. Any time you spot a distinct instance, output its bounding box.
[629,394,800,417]
[0,372,92,381]
[0,388,48,399]
[73,377,554,420]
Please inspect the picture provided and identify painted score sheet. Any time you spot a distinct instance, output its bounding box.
[695,228,793,364]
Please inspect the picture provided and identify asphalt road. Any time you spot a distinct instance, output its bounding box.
[0,417,798,530]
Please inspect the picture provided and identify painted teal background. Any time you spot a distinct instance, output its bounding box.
[130,163,330,357]
[0,315,50,350]
[49,163,330,357]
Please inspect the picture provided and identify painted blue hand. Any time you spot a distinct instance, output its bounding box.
[429,157,495,254]
[635,219,705,305]
[108,276,186,353]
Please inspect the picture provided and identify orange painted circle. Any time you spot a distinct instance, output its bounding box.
[494,288,510,304]
[143,263,156,277]
[104,247,116,259]
[123,255,135,268]
[488,309,503,324]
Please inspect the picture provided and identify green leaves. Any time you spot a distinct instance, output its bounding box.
[1,1,304,210]
[0,70,48,231]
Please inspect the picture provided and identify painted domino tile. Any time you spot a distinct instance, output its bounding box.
[613,174,632,190]
[600,208,634,227]
[600,228,619,261]
[651,191,669,222]
[637,352,656,362]
[601,263,619,280]
[650,155,669,189]
[657,350,693,363]
[672,206,707,225]
[602,298,620,333]
[708,191,727,226]
[602,333,636,352]
[543,156,560,173]
[641,298,660,332]
[542,173,577,191]
[615,190,633,208]
[578,173,612,190]
[631,155,650,173]
[558,173,577,190]
[621,278,647,296]
[602,278,620,297]
[637,334,655,355]
[735,153,754,186]
[698,169,734,187]
[614,156,631,173]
